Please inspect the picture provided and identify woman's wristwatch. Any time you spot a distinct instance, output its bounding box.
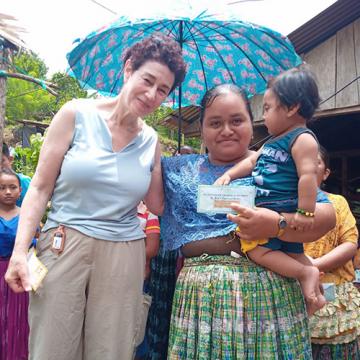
[276,213,287,237]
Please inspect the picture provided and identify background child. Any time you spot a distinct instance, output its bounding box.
[135,200,160,360]
[215,68,326,314]
[2,143,31,206]
[0,168,35,360]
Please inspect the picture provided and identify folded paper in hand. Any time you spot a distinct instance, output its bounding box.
[27,248,48,291]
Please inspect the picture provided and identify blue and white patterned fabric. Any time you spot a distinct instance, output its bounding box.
[161,154,253,250]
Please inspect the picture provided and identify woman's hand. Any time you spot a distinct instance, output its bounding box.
[5,251,31,293]
[228,202,335,243]
[228,204,278,240]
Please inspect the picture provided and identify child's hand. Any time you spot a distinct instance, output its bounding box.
[214,173,231,185]
[291,212,314,232]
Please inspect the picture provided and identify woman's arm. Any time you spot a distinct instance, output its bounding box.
[144,141,164,215]
[145,232,160,261]
[310,242,357,272]
[228,202,335,243]
[310,195,359,272]
[144,232,160,279]
[5,101,76,293]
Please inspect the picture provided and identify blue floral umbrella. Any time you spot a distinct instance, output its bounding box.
[67,3,301,147]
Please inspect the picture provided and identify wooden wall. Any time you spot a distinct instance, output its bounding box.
[251,18,360,122]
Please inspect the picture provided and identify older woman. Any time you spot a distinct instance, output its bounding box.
[159,84,335,359]
[5,34,186,360]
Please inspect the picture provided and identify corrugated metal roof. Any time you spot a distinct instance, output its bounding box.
[160,105,200,133]
[288,0,360,54]
[0,13,27,50]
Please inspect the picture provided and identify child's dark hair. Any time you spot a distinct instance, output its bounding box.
[319,145,330,170]
[268,67,320,121]
[199,84,254,126]
[123,34,187,93]
[0,167,21,186]
[2,142,10,158]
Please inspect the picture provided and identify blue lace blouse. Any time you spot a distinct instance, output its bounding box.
[161,154,253,250]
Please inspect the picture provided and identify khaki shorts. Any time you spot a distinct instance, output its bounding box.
[29,227,147,360]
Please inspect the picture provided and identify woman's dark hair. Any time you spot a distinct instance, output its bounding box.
[319,145,330,170]
[0,167,20,186]
[268,67,320,121]
[123,34,187,93]
[199,84,254,126]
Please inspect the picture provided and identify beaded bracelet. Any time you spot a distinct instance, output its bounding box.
[296,208,315,217]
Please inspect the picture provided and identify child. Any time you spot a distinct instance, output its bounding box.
[135,201,160,360]
[0,168,35,360]
[215,68,326,314]
[2,143,31,206]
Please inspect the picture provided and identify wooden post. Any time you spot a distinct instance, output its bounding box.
[0,45,8,163]
[341,155,348,196]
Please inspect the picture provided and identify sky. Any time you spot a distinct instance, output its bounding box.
[2,0,337,76]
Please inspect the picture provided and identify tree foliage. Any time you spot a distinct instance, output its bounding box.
[50,72,88,108]
[144,106,201,153]
[6,52,87,124]
[6,52,53,123]
[13,132,44,177]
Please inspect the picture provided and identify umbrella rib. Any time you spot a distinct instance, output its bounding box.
[108,64,124,95]
[208,21,294,70]
[69,31,111,88]
[183,21,209,91]
[142,20,182,41]
[191,22,236,84]
[199,22,268,82]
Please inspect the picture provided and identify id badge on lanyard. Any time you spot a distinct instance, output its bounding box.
[51,224,66,255]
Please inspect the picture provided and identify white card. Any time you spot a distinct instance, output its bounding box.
[322,282,336,302]
[197,185,256,214]
[355,269,360,283]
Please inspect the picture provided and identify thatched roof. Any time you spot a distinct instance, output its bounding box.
[0,13,27,50]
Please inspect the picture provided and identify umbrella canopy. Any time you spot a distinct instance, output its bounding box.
[67,3,302,148]
[67,5,301,105]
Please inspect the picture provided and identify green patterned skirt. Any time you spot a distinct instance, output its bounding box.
[168,255,312,360]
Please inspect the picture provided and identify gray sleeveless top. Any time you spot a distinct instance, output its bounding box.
[43,99,158,241]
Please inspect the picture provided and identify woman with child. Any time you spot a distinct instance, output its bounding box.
[215,68,327,314]
[159,73,336,358]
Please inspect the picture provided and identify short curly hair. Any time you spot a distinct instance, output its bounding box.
[123,34,187,93]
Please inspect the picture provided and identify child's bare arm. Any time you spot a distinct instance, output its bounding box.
[144,232,160,279]
[291,133,319,230]
[215,149,261,185]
